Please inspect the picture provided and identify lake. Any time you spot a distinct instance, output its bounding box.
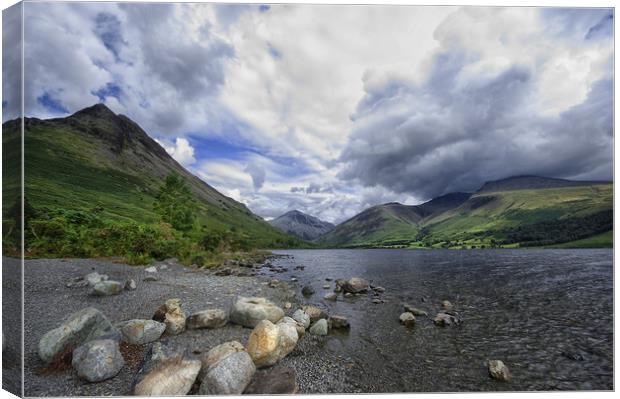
[261,248,613,392]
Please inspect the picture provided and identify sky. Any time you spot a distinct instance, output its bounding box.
[2,3,614,223]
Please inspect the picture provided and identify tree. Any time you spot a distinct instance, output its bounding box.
[154,173,195,232]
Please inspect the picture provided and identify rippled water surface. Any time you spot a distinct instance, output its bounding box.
[264,249,613,392]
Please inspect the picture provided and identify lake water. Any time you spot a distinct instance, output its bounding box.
[262,249,613,392]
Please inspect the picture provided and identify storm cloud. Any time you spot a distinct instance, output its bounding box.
[339,8,613,200]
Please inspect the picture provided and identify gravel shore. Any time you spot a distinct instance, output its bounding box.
[14,257,359,396]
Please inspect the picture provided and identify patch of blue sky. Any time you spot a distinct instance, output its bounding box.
[92,82,122,101]
[259,5,271,13]
[188,134,314,178]
[37,92,69,114]
[268,42,282,59]
[94,12,125,60]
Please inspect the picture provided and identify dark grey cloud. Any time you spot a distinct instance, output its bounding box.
[339,49,613,200]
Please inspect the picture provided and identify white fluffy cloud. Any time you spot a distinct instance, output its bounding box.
[155,138,197,167]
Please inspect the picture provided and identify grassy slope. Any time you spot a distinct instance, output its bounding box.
[3,110,297,249]
[318,204,421,247]
[320,184,613,248]
[424,185,612,244]
[545,231,612,248]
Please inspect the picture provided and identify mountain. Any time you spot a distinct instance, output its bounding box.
[478,175,609,193]
[269,210,335,241]
[318,178,612,248]
[318,193,471,247]
[2,103,296,248]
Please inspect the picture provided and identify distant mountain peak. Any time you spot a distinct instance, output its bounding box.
[269,210,335,241]
[71,103,117,119]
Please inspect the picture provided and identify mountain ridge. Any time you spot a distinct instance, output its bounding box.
[3,103,297,249]
[318,176,612,248]
[269,209,335,241]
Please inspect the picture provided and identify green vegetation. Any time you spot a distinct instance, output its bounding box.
[2,105,303,264]
[319,184,613,249]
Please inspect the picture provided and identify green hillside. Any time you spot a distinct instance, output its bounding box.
[319,181,613,249]
[2,104,299,262]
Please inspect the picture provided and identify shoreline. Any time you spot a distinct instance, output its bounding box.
[9,256,360,396]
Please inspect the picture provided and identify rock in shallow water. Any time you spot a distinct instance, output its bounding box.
[244,366,298,394]
[441,300,454,311]
[399,312,416,327]
[488,360,511,381]
[301,285,315,296]
[119,319,166,345]
[246,320,298,368]
[91,280,123,296]
[403,304,428,317]
[342,277,369,293]
[302,305,328,323]
[329,315,350,330]
[324,293,338,301]
[230,297,285,328]
[134,357,202,396]
[433,312,462,326]
[309,319,328,335]
[38,307,118,363]
[72,339,124,382]
[187,308,228,329]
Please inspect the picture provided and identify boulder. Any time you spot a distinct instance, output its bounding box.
[91,280,123,296]
[125,279,137,290]
[278,316,305,338]
[269,279,279,288]
[403,304,428,317]
[433,312,462,326]
[246,320,298,368]
[144,266,157,273]
[309,319,328,335]
[342,277,369,293]
[143,276,158,282]
[199,341,245,380]
[399,312,416,327]
[38,307,118,363]
[199,351,256,395]
[322,284,331,289]
[72,339,124,382]
[244,366,298,394]
[134,357,201,396]
[329,315,350,330]
[301,305,327,323]
[343,292,353,298]
[187,309,228,329]
[373,286,386,293]
[153,298,186,335]
[85,272,108,286]
[119,319,166,345]
[292,309,311,329]
[442,300,454,311]
[488,360,511,381]
[323,293,338,301]
[301,285,315,297]
[65,276,89,288]
[229,297,284,328]
[372,298,382,304]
